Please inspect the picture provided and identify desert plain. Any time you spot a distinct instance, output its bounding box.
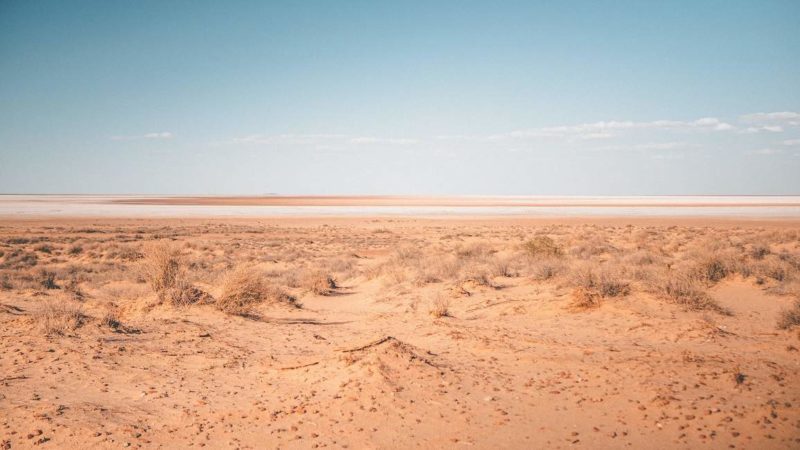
[1,207,800,449]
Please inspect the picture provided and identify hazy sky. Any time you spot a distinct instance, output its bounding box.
[1,1,799,195]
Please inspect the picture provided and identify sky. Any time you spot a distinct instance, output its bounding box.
[1,0,799,195]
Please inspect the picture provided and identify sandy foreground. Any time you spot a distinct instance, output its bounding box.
[1,216,799,449]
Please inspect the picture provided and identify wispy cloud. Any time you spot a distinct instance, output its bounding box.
[739,111,800,126]
[225,112,799,154]
[651,153,685,160]
[783,139,800,146]
[486,117,734,141]
[231,134,347,145]
[349,137,418,145]
[111,131,174,141]
[230,133,418,147]
[740,125,784,134]
[748,148,783,156]
[593,142,694,152]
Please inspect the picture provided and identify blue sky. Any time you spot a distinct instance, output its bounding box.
[1,0,799,194]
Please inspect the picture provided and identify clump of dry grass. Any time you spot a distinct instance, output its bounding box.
[0,249,38,269]
[412,255,461,286]
[303,270,337,295]
[754,256,794,282]
[568,287,601,311]
[100,304,122,330]
[39,269,59,290]
[777,299,800,330]
[0,274,12,290]
[140,241,184,293]
[139,241,210,306]
[660,273,727,313]
[168,280,213,307]
[459,266,497,289]
[429,295,450,318]
[456,242,494,259]
[524,236,562,258]
[529,257,565,281]
[217,266,295,315]
[693,254,732,283]
[490,256,517,278]
[34,296,84,336]
[569,265,630,298]
[749,243,771,260]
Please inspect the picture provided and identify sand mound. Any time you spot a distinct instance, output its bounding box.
[334,337,445,393]
[280,337,449,398]
[339,336,439,369]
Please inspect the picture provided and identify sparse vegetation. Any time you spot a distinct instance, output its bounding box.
[660,273,726,313]
[39,270,59,290]
[217,266,295,315]
[140,241,184,294]
[569,287,601,310]
[524,236,562,258]
[1,218,800,448]
[34,296,84,336]
[429,295,450,318]
[777,299,800,330]
[303,270,337,295]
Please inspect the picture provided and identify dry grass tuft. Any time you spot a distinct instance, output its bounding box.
[39,270,59,290]
[139,241,211,306]
[569,287,602,311]
[101,305,122,330]
[168,280,213,307]
[661,273,728,313]
[777,299,800,330]
[34,296,84,336]
[140,241,184,293]
[217,266,295,315]
[529,257,565,281]
[569,265,630,298]
[524,236,562,258]
[303,271,337,295]
[696,258,729,283]
[429,295,450,318]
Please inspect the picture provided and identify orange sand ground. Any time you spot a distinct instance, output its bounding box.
[1,216,799,449]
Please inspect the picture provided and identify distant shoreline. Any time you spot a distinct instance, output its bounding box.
[4,194,796,207]
[3,195,800,218]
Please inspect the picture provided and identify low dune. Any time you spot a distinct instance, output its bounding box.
[1,217,799,449]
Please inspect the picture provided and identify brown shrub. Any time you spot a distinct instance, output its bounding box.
[100,305,122,331]
[569,287,601,311]
[411,255,462,286]
[755,256,794,282]
[695,257,729,283]
[456,242,494,259]
[167,280,213,307]
[39,270,59,290]
[140,241,184,293]
[34,296,84,336]
[777,299,800,330]
[217,267,295,315]
[459,266,497,289]
[749,243,771,260]
[524,236,562,258]
[0,249,38,269]
[303,270,337,295]
[661,273,727,313]
[569,265,630,298]
[490,256,517,278]
[429,295,450,318]
[529,257,565,281]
